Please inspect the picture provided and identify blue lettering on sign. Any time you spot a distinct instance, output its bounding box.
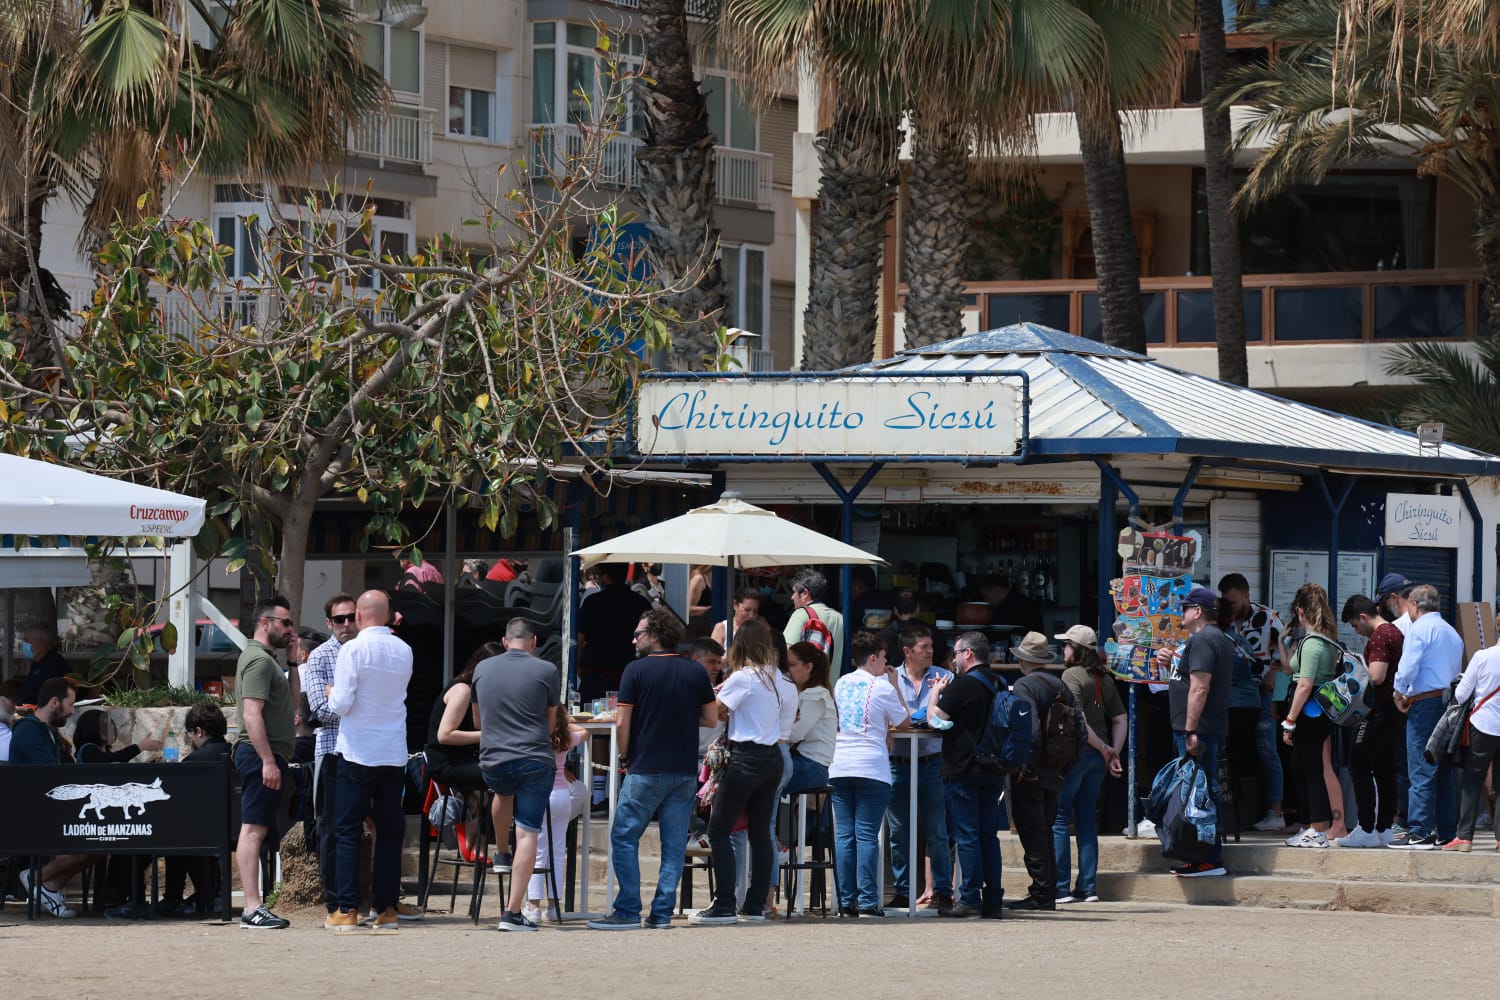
[654,388,1000,448]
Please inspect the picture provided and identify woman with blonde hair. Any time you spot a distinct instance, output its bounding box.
[1280,583,1343,848]
[690,618,798,925]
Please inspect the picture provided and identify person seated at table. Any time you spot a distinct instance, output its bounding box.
[0,679,19,761]
[526,709,587,924]
[156,702,232,917]
[11,678,90,917]
[426,643,499,851]
[73,710,165,763]
[785,642,836,794]
[711,587,763,648]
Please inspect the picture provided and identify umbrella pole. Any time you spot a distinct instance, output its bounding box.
[723,556,735,651]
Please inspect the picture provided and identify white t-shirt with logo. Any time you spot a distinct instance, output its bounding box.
[719,665,798,745]
[829,669,907,784]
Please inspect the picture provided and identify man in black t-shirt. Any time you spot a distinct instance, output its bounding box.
[1159,586,1234,877]
[929,632,1005,919]
[576,563,652,701]
[589,609,717,931]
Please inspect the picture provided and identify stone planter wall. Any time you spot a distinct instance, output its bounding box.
[60,706,196,761]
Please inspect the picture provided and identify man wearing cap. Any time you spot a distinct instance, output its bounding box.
[1389,583,1463,849]
[1006,632,1100,911]
[1378,573,1415,636]
[1053,625,1125,903]
[1162,586,1235,877]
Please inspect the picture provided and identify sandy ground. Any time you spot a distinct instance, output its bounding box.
[2,899,1489,1000]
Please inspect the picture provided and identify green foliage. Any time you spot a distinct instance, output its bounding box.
[966,176,1068,281]
[99,685,221,708]
[1383,340,1500,456]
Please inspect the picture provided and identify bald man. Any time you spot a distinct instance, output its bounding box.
[325,589,417,931]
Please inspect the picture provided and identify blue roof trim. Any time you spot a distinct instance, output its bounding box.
[1026,436,1500,477]
[1048,353,1178,439]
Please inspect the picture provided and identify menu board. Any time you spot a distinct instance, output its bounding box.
[1106,529,1199,684]
[1267,550,1377,651]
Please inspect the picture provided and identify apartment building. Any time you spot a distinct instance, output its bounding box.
[39,0,802,371]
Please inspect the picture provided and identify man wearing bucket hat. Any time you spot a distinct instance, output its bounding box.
[1052,625,1125,903]
[1006,632,1100,911]
[1165,586,1235,877]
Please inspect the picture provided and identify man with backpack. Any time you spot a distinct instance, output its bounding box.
[1006,631,1094,912]
[927,631,1012,919]
[783,569,845,675]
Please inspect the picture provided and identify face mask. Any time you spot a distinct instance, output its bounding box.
[20,641,34,659]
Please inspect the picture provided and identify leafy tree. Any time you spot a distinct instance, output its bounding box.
[0,127,673,627]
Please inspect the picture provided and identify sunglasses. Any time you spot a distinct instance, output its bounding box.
[328,613,356,625]
[262,615,294,628]
[633,629,650,638]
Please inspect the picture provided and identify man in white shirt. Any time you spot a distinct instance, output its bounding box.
[325,590,414,932]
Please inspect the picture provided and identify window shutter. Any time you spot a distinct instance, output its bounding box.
[449,44,497,93]
[761,98,796,188]
[424,40,447,109]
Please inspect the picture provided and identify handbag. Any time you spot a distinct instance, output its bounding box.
[1424,684,1500,767]
[695,733,731,820]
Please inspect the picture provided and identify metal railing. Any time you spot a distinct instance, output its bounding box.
[904,268,1485,346]
[528,124,772,209]
[349,103,435,167]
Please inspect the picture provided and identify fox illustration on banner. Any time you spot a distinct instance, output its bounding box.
[47,778,171,819]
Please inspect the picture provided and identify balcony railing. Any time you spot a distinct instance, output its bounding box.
[527,124,773,209]
[903,268,1485,347]
[349,103,435,168]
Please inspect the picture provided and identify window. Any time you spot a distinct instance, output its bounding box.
[1191,170,1434,274]
[530,22,645,131]
[722,244,768,335]
[702,73,756,150]
[214,215,261,279]
[449,87,493,138]
[361,21,421,97]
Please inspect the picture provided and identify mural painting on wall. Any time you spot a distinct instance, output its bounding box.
[1107,528,1199,684]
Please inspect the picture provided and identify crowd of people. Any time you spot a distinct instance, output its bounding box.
[5,560,1498,930]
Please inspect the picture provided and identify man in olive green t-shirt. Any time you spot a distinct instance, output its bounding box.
[233,597,299,930]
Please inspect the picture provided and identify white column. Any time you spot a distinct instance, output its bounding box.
[166,541,197,687]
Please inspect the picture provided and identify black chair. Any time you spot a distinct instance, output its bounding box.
[469,791,564,926]
[421,779,489,912]
[781,787,839,917]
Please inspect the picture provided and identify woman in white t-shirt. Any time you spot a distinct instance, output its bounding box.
[690,618,798,925]
[786,641,837,793]
[829,631,910,918]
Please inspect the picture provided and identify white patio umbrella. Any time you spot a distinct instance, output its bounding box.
[0,453,206,538]
[572,493,884,570]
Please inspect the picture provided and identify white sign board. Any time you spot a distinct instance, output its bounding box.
[635,377,1023,458]
[1385,493,1462,548]
[1268,549,1378,651]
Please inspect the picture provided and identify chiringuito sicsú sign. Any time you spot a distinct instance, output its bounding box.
[636,378,1023,458]
[1384,492,1461,549]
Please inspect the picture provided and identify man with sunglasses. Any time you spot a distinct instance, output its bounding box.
[300,593,359,919]
[234,596,298,929]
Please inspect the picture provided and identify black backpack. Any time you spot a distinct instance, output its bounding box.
[1032,673,1083,769]
[971,670,1035,774]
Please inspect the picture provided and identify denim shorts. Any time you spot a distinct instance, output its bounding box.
[233,741,289,831]
[482,758,557,833]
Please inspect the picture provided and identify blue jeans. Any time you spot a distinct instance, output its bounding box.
[1257,692,1284,804]
[830,776,891,910]
[333,757,404,913]
[482,758,556,832]
[945,773,1004,909]
[1404,697,1456,842]
[1053,748,1107,898]
[609,772,696,923]
[887,754,952,897]
[785,752,829,795]
[1172,732,1223,864]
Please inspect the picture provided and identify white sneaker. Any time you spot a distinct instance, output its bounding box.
[521,903,542,924]
[20,870,77,918]
[1284,828,1308,847]
[1083,895,1100,903]
[1334,827,1382,848]
[1288,829,1328,849]
[1055,895,1077,904]
[1125,819,1156,837]
[1379,828,1396,847]
[1252,812,1288,832]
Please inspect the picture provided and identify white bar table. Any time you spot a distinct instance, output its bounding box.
[890,730,941,919]
[573,719,620,918]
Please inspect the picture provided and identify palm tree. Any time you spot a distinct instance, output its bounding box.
[0,0,384,362]
[1195,0,1249,385]
[1224,0,1500,343]
[901,114,971,349]
[1385,340,1500,455]
[634,0,728,370]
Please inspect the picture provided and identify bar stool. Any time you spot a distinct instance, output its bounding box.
[421,779,488,911]
[781,787,839,917]
[470,790,564,926]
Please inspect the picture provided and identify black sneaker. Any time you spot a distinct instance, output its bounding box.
[937,901,980,919]
[491,852,514,872]
[838,904,859,918]
[737,908,768,923]
[688,903,739,926]
[1171,861,1227,877]
[586,912,641,931]
[240,905,290,930]
[1387,832,1439,850]
[857,906,886,919]
[980,904,1006,920]
[496,909,539,932]
[1005,896,1055,912]
[105,901,148,920]
[885,894,909,910]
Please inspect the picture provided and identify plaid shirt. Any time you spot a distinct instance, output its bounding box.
[300,635,343,760]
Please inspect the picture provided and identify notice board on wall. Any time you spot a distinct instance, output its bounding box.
[1268,549,1377,651]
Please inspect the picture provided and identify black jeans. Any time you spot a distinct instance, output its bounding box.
[1009,778,1059,903]
[1457,727,1500,840]
[706,741,783,914]
[1350,705,1404,833]
[1292,713,1334,826]
[314,753,341,911]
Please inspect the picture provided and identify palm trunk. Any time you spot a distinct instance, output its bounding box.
[0,193,64,379]
[1477,195,1500,346]
[636,0,726,371]
[1076,110,1146,354]
[803,111,898,370]
[902,117,972,349]
[1198,0,1250,385]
